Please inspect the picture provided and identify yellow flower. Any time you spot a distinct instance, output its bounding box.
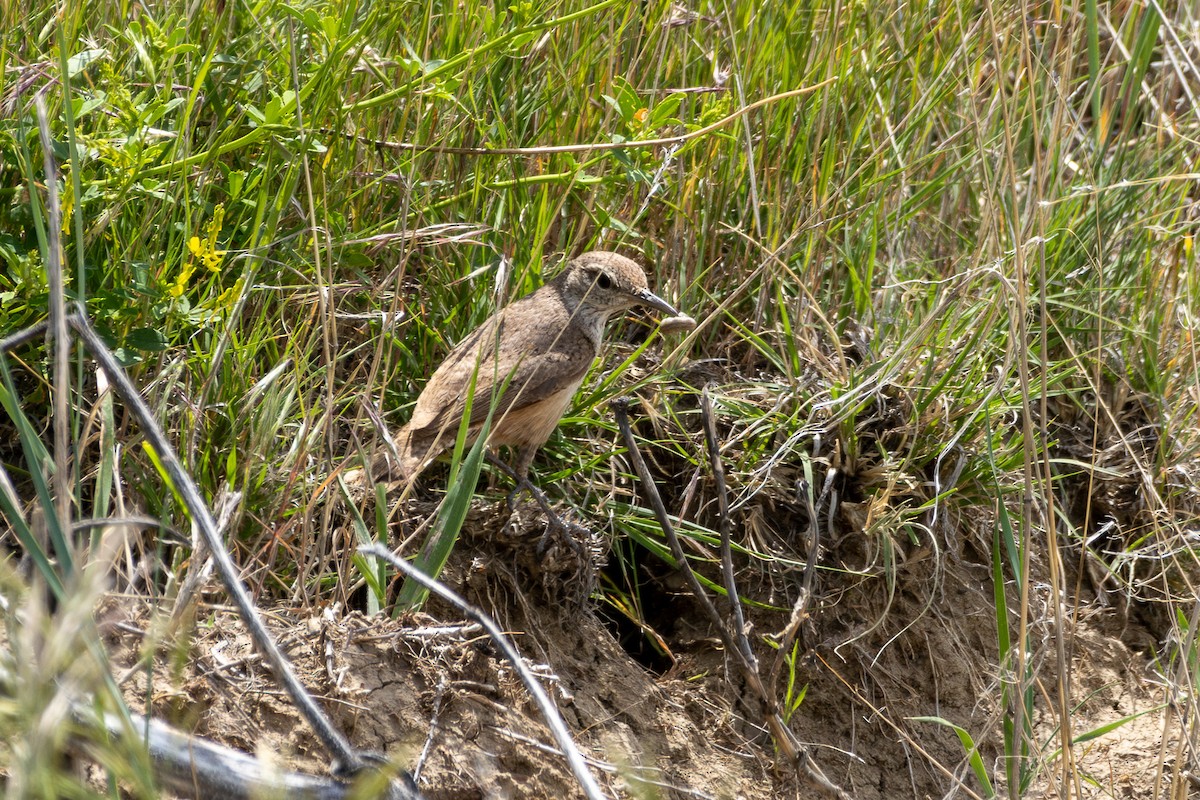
[173,206,229,299]
[205,249,227,272]
[216,276,245,309]
[169,259,195,298]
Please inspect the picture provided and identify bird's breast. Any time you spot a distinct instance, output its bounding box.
[490,374,586,449]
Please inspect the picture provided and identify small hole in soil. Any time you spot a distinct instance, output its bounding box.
[596,546,689,675]
[345,580,373,614]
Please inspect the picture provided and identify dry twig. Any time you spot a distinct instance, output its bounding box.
[361,541,608,800]
[614,397,850,799]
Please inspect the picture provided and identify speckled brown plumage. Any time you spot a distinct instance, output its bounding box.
[371,251,678,483]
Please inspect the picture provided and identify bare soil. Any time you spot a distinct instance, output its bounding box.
[99,492,1185,800]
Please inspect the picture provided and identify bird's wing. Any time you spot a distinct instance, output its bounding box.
[403,304,595,444]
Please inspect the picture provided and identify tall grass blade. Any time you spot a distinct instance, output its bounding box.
[912,716,996,798]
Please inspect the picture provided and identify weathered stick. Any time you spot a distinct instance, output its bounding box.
[67,308,408,793]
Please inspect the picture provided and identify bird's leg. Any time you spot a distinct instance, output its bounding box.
[486,451,587,556]
[505,446,539,511]
[480,451,528,511]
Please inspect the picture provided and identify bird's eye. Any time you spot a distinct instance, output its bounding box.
[596,272,613,290]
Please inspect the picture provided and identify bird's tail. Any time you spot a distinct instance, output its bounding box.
[370,426,432,483]
[368,449,398,482]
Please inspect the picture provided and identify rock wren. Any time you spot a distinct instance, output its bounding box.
[369,251,680,485]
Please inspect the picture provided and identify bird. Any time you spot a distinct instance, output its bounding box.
[368,251,681,489]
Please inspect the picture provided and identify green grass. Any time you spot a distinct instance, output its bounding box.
[3,0,1200,797]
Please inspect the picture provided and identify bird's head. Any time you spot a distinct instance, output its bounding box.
[562,251,679,320]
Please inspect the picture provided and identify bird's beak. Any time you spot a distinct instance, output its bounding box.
[634,287,679,318]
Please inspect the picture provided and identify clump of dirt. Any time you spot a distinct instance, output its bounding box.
[104,532,779,798]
